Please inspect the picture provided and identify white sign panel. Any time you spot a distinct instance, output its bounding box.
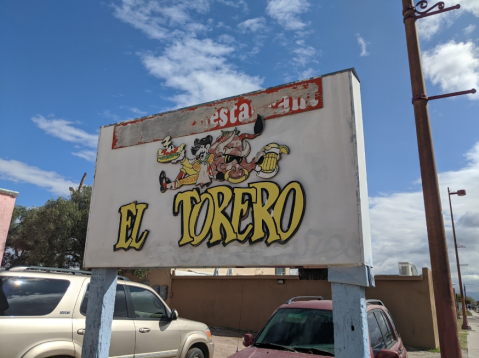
[84,69,371,269]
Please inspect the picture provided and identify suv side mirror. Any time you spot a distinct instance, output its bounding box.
[243,333,254,347]
[376,349,400,358]
[171,309,179,320]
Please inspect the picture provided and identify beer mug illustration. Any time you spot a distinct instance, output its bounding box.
[256,143,289,179]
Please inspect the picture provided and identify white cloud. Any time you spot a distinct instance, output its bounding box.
[120,106,148,116]
[32,115,98,148]
[72,150,97,163]
[101,110,120,121]
[237,17,266,33]
[140,38,263,107]
[292,44,317,66]
[356,34,369,57]
[0,159,77,196]
[417,11,456,41]
[266,0,310,31]
[218,34,235,44]
[370,141,479,298]
[464,24,476,35]
[299,68,316,78]
[112,0,210,40]
[460,0,479,16]
[423,41,479,100]
[417,0,479,40]
[113,0,263,108]
[216,0,248,11]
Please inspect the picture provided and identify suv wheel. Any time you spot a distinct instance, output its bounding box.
[186,347,205,358]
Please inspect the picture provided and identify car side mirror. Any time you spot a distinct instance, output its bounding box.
[243,333,254,347]
[376,349,400,358]
[171,309,178,320]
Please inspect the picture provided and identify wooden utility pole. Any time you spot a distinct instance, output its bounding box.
[401,1,475,356]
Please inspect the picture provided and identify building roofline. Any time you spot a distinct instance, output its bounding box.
[0,188,19,198]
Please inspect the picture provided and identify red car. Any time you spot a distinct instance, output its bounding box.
[232,296,407,358]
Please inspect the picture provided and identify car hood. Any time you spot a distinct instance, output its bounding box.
[229,347,333,358]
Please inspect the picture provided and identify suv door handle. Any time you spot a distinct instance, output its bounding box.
[77,329,85,335]
[139,327,150,333]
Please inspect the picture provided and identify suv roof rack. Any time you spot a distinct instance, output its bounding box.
[8,266,131,281]
[286,296,324,304]
[366,299,384,306]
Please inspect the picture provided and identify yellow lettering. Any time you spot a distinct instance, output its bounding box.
[174,189,201,246]
[171,182,306,248]
[114,202,150,251]
[227,187,256,244]
[189,192,215,246]
[273,182,305,243]
[128,203,150,250]
[206,186,235,246]
[249,182,281,244]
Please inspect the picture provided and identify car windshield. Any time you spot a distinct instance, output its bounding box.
[254,308,334,355]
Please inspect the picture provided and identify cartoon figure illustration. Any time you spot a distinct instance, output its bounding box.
[159,135,214,193]
[159,115,289,192]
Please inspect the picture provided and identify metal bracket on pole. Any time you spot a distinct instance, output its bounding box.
[403,1,460,22]
[412,89,477,104]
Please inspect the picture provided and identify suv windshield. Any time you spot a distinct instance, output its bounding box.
[255,308,334,355]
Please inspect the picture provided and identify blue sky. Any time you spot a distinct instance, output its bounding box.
[1,0,478,297]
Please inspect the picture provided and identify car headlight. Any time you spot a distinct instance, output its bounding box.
[206,328,212,340]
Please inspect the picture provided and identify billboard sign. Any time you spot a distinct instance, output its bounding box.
[84,68,371,269]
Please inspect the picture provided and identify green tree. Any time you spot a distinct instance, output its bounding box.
[465,296,476,306]
[2,187,92,269]
[455,293,476,306]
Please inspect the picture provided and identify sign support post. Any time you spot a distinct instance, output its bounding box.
[81,268,118,358]
[329,265,373,358]
[331,283,369,358]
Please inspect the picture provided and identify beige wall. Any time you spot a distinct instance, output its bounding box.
[167,268,438,349]
[366,268,439,349]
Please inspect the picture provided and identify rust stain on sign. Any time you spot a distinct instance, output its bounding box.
[112,77,323,149]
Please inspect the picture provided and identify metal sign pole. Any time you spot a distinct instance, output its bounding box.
[401,1,465,356]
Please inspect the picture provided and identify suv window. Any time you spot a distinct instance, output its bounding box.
[385,310,400,337]
[80,284,128,318]
[374,311,396,347]
[367,312,385,353]
[0,276,70,316]
[255,308,334,355]
[129,286,168,320]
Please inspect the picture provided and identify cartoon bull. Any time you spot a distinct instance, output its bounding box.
[208,114,264,183]
[158,115,289,192]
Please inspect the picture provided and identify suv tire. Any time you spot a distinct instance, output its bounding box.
[186,347,205,358]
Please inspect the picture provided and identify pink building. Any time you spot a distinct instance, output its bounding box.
[0,188,18,267]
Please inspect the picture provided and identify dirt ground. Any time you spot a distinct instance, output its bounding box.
[210,327,252,358]
[209,327,468,358]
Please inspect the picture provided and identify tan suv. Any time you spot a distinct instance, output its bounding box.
[0,266,214,358]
